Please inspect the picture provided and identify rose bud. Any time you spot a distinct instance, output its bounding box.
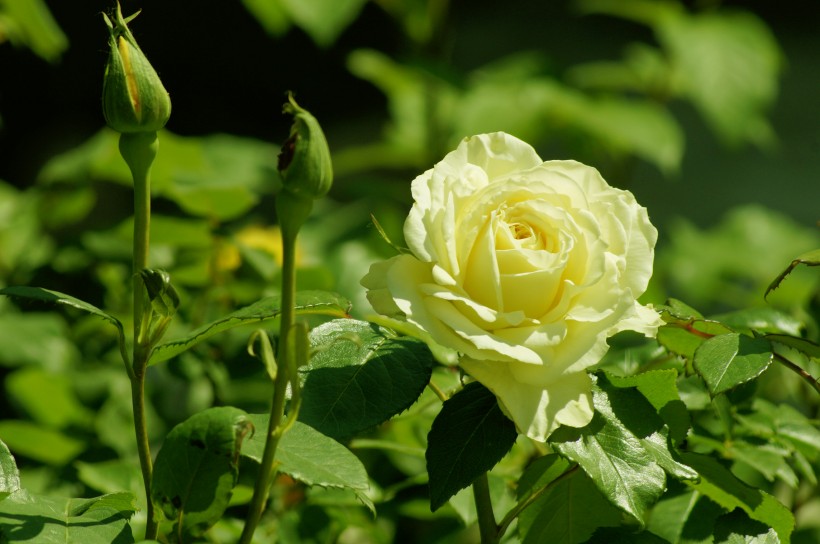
[102,3,171,133]
[277,93,333,200]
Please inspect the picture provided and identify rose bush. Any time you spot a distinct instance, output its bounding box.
[362,132,663,441]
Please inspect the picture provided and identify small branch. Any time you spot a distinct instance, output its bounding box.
[774,352,820,395]
[427,380,449,402]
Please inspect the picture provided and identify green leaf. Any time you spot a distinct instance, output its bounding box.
[549,375,669,525]
[150,291,350,364]
[0,438,20,501]
[241,0,290,35]
[0,0,68,62]
[151,407,252,538]
[694,333,774,396]
[765,249,820,299]
[38,129,278,220]
[681,452,794,544]
[517,455,621,544]
[728,441,798,488]
[647,485,725,544]
[426,381,518,511]
[5,367,93,429]
[606,369,691,443]
[735,398,820,462]
[0,286,124,337]
[76,460,145,504]
[657,320,734,360]
[298,319,435,440]
[710,307,804,336]
[0,312,78,369]
[242,415,373,511]
[0,420,85,465]
[279,0,368,47]
[660,298,705,321]
[659,10,782,148]
[0,490,136,543]
[714,509,780,544]
[766,335,820,360]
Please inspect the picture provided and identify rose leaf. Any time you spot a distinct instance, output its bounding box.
[426,381,518,511]
[151,407,251,539]
[517,454,621,544]
[549,375,673,525]
[298,319,434,441]
[693,333,774,396]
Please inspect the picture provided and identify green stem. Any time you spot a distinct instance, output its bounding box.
[119,132,159,540]
[240,193,312,543]
[774,352,820,395]
[473,472,499,544]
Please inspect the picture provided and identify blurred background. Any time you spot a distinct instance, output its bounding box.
[0,1,819,541]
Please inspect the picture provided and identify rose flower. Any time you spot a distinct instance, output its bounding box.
[362,132,663,441]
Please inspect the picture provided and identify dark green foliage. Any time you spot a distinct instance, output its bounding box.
[425,382,518,511]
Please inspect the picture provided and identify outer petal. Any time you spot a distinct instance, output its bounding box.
[361,257,404,317]
[461,357,594,441]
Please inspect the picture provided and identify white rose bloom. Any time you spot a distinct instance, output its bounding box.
[362,132,663,441]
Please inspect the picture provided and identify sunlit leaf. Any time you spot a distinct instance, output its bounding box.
[0,0,67,62]
[0,490,136,543]
[550,376,669,525]
[681,452,794,543]
[0,286,123,337]
[0,439,20,501]
[150,291,350,364]
[426,382,518,511]
[37,129,278,220]
[606,369,690,443]
[0,420,85,466]
[710,307,804,336]
[152,407,252,539]
[693,333,773,396]
[766,335,820,360]
[5,367,93,429]
[298,319,435,440]
[242,415,373,511]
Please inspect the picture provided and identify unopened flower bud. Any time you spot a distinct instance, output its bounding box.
[102,3,171,133]
[277,93,333,200]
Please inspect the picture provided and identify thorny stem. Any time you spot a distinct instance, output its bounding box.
[119,131,159,540]
[774,352,820,395]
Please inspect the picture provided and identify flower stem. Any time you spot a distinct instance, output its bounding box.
[473,472,499,544]
[240,195,310,543]
[119,131,159,540]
